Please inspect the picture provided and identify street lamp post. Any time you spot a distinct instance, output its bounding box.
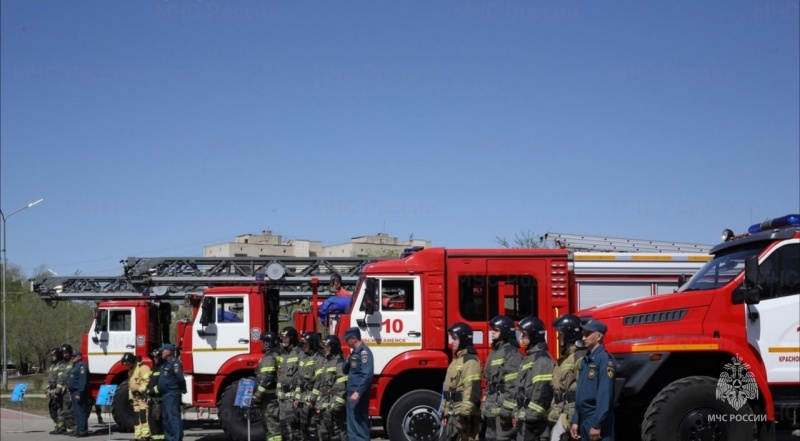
[1,198,43,390]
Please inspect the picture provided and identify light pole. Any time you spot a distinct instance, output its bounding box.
[1,198,44,390]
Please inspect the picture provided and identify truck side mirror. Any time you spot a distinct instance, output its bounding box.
[733,256,761,305]
[200,297,215,327]
[364,278,378,315]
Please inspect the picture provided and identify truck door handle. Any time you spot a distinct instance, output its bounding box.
[407,331,421,338]
[126,344,135,349]
[238,339,250,344]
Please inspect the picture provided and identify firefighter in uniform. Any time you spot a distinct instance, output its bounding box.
[440,323,482,441]
[253,331,281,441]
[277,326,302,440]
[569,320,615,441]
[293,331,324,441]
[316,335,348,441]
[482,315,522,441]
[157,344,186,441]
[123,352,152,441]
[146,349,166,441]
[66,350,90,437]
[47,347,65,434]
[59,344,77,435]
[342,327,373,441]
[513,316,555,441]
[547,314,585,441]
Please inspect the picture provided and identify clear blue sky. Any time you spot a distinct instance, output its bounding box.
[1,0,798,277]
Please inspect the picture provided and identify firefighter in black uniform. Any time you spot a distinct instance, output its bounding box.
[440,322,482,441]
[277,326,303,440]
[547,314,585,441]
[482,315,522,440]
[294,331,325,441]
[316,335,348,441]
[513,316,555,441]
[146,348,166,441]
[254,331,281,441]
[46,347,65,434]
[59,344,76,435]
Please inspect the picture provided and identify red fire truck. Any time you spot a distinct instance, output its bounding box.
[572,214,800,441]
[33,256,374,440]
[332,245,710,440]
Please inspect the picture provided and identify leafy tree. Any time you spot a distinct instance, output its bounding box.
[1,264,92,388]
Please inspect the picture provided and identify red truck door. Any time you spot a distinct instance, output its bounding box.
[445,254,548,361]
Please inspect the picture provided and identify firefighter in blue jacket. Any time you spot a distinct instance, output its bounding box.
[570,320,615,441]
[157,344,186,441]
[341,327,373,441]
[66,350,90,437]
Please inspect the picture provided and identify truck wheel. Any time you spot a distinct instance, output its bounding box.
[111,380,136,432]
[218,379,265,441]
[386,389,442,441]
[642,376,757,441]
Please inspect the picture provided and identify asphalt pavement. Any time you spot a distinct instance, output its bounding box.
[0,407,391,441]
[2,407,796,441]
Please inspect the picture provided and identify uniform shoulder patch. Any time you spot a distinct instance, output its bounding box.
[174,364,180,373]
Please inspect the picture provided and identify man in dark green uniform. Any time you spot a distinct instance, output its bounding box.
[570,320,615,441]
[66,350,90,437]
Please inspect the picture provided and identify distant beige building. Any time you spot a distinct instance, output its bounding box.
[204,230,323,257]
[204,230,431,258]
[324,233,431,257]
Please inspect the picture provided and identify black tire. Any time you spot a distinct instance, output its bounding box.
[386,389,443,441]
[218,379,265,441]
[111,380,136,433]
[642,375,757,441]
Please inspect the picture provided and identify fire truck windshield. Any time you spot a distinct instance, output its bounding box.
[678,247,762,292]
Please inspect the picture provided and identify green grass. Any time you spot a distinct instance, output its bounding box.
[1,373,50,417]
[3,373,47,393]
[0,396,50,417]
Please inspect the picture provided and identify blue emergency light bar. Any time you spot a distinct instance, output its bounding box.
[401,246,425,258]
[747,214,800,234]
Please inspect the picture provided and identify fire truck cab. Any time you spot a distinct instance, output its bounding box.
[578,214,800,441]
[335,246,710,441]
